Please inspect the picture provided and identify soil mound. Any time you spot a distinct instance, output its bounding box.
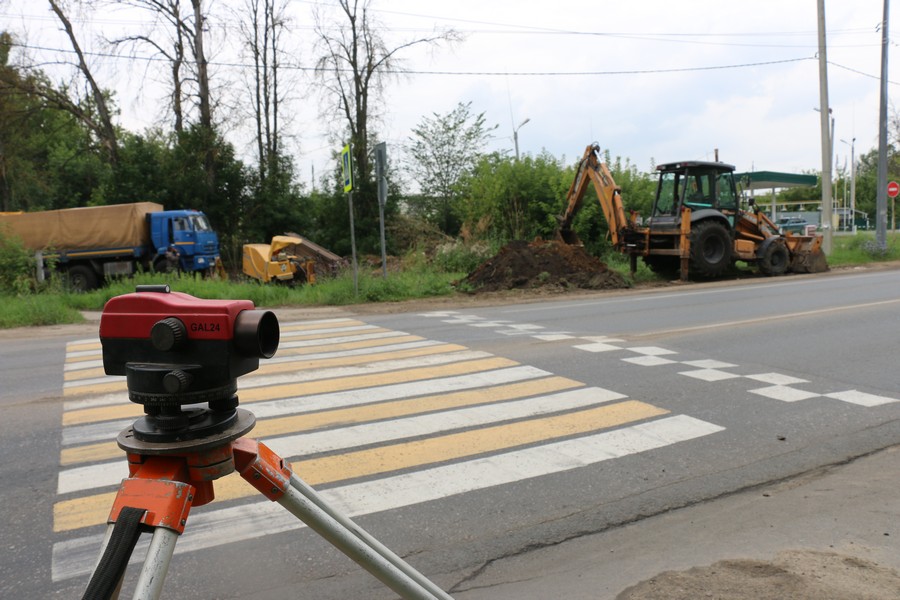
[463,240,628,293]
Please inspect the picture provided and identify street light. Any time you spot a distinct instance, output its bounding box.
[841,137,856,233]
[513,117,530,160]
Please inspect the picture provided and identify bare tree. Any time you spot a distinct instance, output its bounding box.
[236,0,290,182]
[107,0,189,132]
[313,0,459,189]
[189,0,212,133]
[105,0,213,139]
[46,0,119,164]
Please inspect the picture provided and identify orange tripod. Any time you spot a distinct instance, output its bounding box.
[81,409,453,600]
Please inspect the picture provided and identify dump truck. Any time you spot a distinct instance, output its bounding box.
[557,144,828,280]
[0,202,221,290]
[242,234,341,285]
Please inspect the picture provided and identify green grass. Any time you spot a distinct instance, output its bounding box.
[0,293,86,328]
[828,231,900,266]
[0,268,465,329]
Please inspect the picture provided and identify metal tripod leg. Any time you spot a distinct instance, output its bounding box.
[234,438,453,600]
[286,474,452,600]
[131,528,178,600]
[279,475,453,600]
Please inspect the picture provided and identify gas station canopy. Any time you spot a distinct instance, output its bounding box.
[733,171,817,190]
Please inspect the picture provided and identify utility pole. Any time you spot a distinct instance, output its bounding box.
[876,0,891,249]
[816,0,833,253]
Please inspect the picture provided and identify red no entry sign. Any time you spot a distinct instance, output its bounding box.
[888,181,900,198]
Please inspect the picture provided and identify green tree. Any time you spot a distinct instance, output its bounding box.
[0,33,111,211]
[406,102,496,234]
[457,151,570,243]
[163,125,250,264]
[312,0,457,253]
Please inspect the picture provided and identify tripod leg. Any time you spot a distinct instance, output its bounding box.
[234,438,452,600]
[132,528,179,600]
[278,480,447,600]
[83,507,147,600]
[288,474,453,600]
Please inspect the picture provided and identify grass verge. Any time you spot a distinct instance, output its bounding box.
[0,268,464,329]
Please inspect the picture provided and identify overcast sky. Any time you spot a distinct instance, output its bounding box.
[4,0,899,186]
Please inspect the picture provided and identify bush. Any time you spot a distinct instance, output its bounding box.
[0,229,35,294]
[431,240,497,274]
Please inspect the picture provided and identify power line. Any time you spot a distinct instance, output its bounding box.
[10,41,818,76]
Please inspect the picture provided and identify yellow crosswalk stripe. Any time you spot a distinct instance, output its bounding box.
[237,357,519,403]
[66,341,102,353]
[280,320,365,332]
[252,343,466,376]
[65,367,105,382]
[280,327,391,342]
[277,335,423,355]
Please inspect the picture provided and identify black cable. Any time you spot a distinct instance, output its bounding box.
[82,507,147,600]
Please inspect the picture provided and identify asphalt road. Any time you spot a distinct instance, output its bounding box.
[3,268,900,599]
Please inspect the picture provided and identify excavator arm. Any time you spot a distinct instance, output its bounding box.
[557,144,631,248]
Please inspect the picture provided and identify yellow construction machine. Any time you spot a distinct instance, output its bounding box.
[557,144,828,280]
[242,234,341,285]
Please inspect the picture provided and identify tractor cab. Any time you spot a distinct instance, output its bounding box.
[648,161,739,230]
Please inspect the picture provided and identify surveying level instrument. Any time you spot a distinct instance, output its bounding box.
[82,285,453,600]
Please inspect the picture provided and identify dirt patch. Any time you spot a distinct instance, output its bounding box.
[616,550,900,599]
[462,240,628,293]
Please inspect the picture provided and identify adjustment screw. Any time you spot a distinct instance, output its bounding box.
[163,369,193,394]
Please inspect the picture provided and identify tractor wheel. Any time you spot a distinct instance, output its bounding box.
[153,256,176,273]
[65,265,98,292]
[689,220,732,278]
[758,241,790,276]
[643,255,680,279]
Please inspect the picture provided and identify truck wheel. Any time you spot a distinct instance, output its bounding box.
[65,265,98,292]
[153,257,175,273]
[689,220,732,278]
[758,241,790,276]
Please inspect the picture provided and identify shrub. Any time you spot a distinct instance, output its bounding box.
[0,229,34,294]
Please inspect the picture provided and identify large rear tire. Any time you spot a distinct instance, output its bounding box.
[689,220,732,279]
[65,265,98,292]
[758,241,790,276]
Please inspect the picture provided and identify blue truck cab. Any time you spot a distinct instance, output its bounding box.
[148,210,220,272]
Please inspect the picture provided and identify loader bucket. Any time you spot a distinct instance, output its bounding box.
[786,235,829,274]
[556,227,582,246]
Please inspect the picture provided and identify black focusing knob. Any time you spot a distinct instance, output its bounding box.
[151,317,187,352]
[163,369,193,394]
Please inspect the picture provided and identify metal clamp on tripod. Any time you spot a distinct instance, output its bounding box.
[83,285,452,600]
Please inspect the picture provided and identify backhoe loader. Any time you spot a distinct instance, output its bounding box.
[557,144,828,280]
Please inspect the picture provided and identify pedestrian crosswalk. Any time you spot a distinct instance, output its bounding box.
[52,316,725,584]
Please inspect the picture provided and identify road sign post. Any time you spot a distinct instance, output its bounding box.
[341,144,359,296]
[375,142,388,280]
[889,182,900,231]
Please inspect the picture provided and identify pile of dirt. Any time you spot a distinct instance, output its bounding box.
[462,239,628,293]
[616,550,900,600]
